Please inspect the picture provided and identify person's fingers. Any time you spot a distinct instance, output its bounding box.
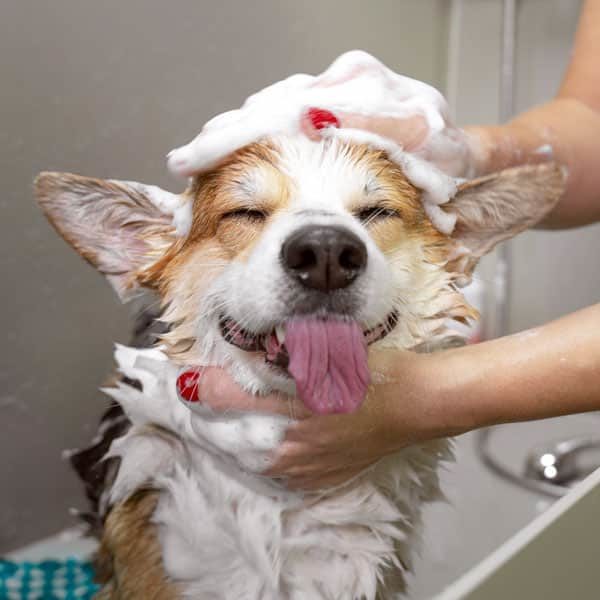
[265,450,362,487]
[341,113,429,151]
[265,433,366,478]
[299,108,429,152]
[263,440,316,476]
[299,108,340,140]
[426,126,479,177]
[282,414,356,446]
[265,460,314,479]
[199,367,281,413]
[182,367,311,418]
[169,88,436,176]
[285,465,368,491]
[268,457,360,482]
[281,420,314,443]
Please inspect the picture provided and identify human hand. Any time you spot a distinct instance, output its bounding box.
[178,350,452,491]
[167,50,478,179]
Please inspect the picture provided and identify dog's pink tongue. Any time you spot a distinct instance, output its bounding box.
[285,318,371,415]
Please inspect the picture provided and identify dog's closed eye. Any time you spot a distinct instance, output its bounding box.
[355,206,401,225]
[222,208,269,223]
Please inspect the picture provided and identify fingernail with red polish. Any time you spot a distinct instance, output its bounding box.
[306,107,340,131]
[176,369,202,403]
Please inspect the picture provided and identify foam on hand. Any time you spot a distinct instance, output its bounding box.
[167,50,463,235]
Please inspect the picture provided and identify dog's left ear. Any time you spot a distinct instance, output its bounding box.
[35,172,188,301]
[445,163,566,281]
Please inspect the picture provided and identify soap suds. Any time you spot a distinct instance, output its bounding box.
[166,50,461,234]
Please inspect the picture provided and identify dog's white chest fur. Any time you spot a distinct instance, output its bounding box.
[105,345,451,599]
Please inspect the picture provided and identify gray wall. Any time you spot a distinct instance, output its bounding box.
[0,0,448,552]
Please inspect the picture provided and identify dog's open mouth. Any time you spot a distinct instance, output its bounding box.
[218,312,398,364]
[218,312,398,414]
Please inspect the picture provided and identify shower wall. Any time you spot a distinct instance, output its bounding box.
[0,0,448,553]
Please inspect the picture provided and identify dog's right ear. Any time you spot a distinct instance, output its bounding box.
[444,163,566,283]
[35,172,189,301]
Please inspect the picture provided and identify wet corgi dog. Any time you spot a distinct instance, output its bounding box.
[35,135,563,599]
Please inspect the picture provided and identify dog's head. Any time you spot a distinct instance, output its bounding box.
[35,136,564,413]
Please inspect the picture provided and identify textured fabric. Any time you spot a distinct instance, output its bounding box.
[0,559,98,599]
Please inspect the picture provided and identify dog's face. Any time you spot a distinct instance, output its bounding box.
[147,138,456,396]
[36,136,564,410]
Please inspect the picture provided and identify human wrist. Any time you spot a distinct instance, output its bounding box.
[461,126,496,176]
[379,349,479,446]
[463,99,567,177]
[413,347,491,440]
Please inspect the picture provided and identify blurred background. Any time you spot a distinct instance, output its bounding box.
[1,0,597,597]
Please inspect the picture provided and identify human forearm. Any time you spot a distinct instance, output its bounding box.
[425,304,600,436]
[465,0,600,229]
[466,99,600,228]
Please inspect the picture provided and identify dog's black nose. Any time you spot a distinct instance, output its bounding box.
[281,225,367,292]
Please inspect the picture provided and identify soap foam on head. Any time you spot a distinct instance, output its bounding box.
[167,50,461,235]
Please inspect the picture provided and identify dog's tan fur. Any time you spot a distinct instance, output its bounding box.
[143,142,446,292]
[140,143,455,364]
[94,490,179,599]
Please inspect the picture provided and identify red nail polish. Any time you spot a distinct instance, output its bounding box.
[176,369,202,402]
[306,107,340,130]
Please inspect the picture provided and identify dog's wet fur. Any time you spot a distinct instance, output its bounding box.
[36,136,565,599]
